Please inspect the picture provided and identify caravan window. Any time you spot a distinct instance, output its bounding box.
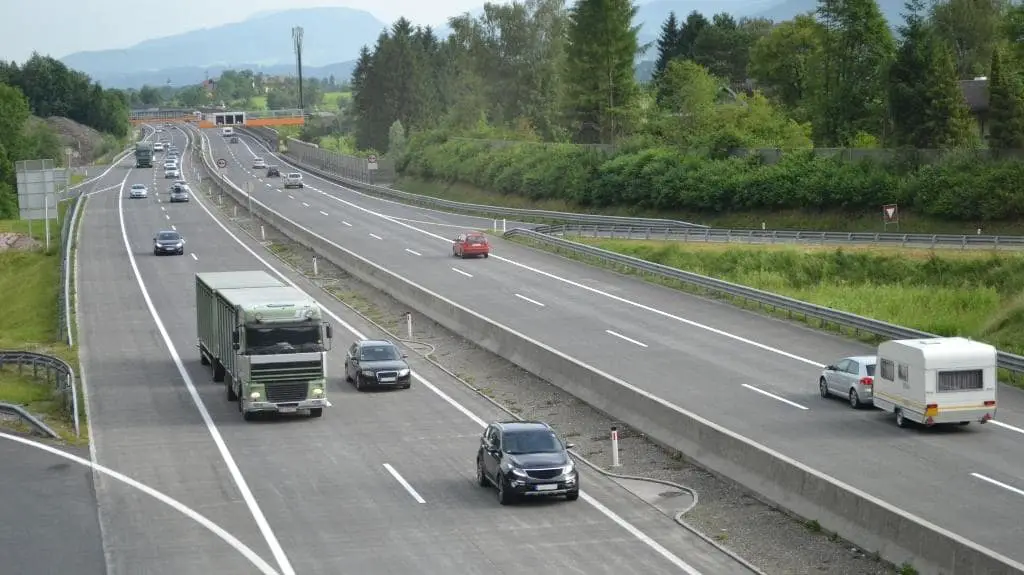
[937,370,983,392]
[880,358,894,380]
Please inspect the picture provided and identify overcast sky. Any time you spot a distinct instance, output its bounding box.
[0,0,481,63]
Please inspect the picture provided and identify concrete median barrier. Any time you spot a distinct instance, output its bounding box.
[194,130,1023,575]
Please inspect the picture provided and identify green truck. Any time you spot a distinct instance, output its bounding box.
[135,142,154,168]
[195,271,333,420]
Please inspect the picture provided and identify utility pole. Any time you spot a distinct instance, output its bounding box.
[292,26,305,113]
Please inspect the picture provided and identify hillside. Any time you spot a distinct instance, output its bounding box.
[63,1,909,89]
[60,7,385,88]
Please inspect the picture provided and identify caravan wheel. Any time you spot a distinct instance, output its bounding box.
[895,409,907,428]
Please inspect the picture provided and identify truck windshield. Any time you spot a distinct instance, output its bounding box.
[245,324,322,354]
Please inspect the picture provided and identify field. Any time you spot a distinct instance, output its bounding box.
[0,207,84,441]
[518,237,1024,379]
[248,96,267,110]
[321,91,350,110]
[395,176,1024,236]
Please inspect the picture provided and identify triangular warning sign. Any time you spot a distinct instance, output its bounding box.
[885,207,896,219]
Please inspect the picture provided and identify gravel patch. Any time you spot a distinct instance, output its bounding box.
[200,181,901,575]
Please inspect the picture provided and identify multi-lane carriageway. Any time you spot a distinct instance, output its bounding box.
[62,126,763,574]
[207,128,1024,562]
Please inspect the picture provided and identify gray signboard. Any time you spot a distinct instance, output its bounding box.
[16,159,68,220]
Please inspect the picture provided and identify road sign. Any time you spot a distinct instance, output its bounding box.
[216,158,228,169]
[882,204,899,223]
[367,154,378,171]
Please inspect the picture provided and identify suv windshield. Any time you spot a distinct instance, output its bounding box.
[157,232,180,241]
[359,345,401,361]
[503,430,561,454]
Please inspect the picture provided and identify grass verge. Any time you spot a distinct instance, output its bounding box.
[395,176,1024,236]
[509,236,1024,388]
[0,222,85,443]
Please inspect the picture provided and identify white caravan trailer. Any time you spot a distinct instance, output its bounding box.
[874,337,997,428]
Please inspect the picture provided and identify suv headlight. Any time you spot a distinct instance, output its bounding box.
[562,462,575,475]
[509,467,529,478]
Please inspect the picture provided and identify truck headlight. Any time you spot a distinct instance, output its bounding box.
[312,388,323,396]
[250,391,261,399]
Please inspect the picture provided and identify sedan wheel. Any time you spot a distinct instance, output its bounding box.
[477,458,488,487]
[818,378,829,398]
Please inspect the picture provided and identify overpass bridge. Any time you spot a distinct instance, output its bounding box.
[129,108,304,128]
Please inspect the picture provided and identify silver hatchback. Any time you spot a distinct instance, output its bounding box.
[819,355,876,408]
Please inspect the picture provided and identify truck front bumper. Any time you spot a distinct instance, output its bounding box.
[243,398,328,414]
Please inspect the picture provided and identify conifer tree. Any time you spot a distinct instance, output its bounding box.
[987,47,1024,149]
[653,12,681,83]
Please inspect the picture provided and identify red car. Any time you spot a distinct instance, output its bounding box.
[453,231,490,258]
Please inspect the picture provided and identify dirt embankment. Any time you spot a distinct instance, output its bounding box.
[38,116,111,165]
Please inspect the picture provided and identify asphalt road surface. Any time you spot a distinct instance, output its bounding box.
[0,439,105,575]
[70,126,753,574]
[210,128,1024,563]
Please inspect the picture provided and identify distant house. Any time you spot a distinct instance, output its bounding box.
[960,78,989,139]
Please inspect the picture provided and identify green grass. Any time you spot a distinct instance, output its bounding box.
[395,176,1024,236]
[249,95,268,110]
[514,237,1024,385]
[321,91,350,110]
[70,174,85,186]
[0,201,70,249]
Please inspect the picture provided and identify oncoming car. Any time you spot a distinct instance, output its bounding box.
[170,185,190,203]
[344,340,411,391]
[477,421,579,504]
[153,230,185,255]
[453,231,490,258]
[128,184,148,199]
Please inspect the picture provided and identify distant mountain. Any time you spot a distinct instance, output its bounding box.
[60,7,385,88]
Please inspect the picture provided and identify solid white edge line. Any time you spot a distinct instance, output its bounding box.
[990,420,1024,435]
[740,384,809,411]
[404,248,421,256]
[0,432,280,575]
[514,293,545,307]
[605,329,648,348]
[195,128,705,574]
[118,133,296,575]
[382,463,426,504]
[451,267,473,278]
[970,472,1024,497]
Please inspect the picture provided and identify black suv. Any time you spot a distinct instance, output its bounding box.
[344,340,411,390]
[266,165,280,177]
[477,421,579,504]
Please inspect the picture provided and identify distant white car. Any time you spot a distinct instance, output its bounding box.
[284,173,303,188]
[253,158,266,169]
[153,142,164,152]
[164,166,180,178]
[129,184,148,199]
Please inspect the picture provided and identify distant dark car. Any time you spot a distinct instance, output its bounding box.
[344,339,411,390]
[477,421,579,504]
[170,186,190,203]
[453,231,490,258]
[153,230,185,255]
[266,165,280,177]
[230,136,239,143]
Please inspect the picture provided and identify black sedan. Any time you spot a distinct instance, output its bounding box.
[266,165,281,177]
[153,230,185,255]
[344,340,411,390]
[477,420,579,504]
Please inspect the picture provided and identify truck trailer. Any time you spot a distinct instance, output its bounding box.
[135,142,154,168]
[196,271,333,420]
[874,337,997,428]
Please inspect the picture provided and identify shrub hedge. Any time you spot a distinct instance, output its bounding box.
[399,131,1024,220]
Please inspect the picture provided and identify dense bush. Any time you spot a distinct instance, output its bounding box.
[401,132,1024,220]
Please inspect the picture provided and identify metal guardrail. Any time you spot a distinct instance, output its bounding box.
[505,228,1024,375]
[0,351,78,437]
[537,224,1024,250]
[236,128,707,229]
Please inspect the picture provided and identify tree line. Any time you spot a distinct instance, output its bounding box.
[0,54,132,218]
[339,0,1024,222]
[133,70,345,112]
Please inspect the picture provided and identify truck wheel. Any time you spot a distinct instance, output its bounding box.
[213,361,225,382]
[243,410,255,422]
[309,408,323,418]
[895,409,907,428]
[200,352,210,366]
[226,381,238,402]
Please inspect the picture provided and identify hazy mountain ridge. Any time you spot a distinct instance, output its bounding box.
[61,0,907,89]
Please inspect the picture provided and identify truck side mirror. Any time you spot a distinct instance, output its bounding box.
[232,343,240,350]
[325,323,333,339]
[232,330,239,344]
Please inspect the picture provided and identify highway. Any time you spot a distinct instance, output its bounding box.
[0,438,105,574]
[73,126,754,573]
[211,127,1024,563]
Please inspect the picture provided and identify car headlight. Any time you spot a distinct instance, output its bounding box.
[361,370,374,377]
[175,241,183,247]
[562,462,575,475]
[510,467,529,478]
[397,368,410,377]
